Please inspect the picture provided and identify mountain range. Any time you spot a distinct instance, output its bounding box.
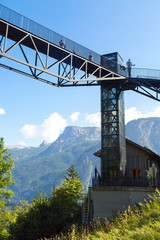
[7,117,160,204]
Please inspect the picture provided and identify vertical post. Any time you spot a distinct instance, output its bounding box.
[70,54,73,80]
[34,52,38,76]
[46,43,50,69]
[58,63,61,85]
[101,84,126,184]
[4,24,9,52]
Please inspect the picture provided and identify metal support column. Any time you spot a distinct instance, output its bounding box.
[101,84,126,184]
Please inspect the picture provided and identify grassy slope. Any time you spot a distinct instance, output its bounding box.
[50,189,160,240]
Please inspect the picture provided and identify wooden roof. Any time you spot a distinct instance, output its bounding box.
[94,138,160,161]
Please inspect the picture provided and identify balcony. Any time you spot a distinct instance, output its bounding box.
[92,176,160,188]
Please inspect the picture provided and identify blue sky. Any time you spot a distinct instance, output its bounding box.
[0,0,160,147]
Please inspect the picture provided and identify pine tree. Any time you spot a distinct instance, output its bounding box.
[52,164,84,228]
[65,163,79,181]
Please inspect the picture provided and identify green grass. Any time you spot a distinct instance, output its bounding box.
[47,189,160,240]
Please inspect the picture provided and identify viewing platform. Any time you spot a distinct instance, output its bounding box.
[0,4,126,78]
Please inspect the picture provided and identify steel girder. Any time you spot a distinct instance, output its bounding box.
[0,19,126,87]
[124,77,160,102]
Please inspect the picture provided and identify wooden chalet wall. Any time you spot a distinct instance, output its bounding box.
[126,140,160,179]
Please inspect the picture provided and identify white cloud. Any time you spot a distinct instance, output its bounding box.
[0,107,5,115]
[125,107,144,124]
[85,112,101,127]
[17,141,26,146]
[125,106,160,124]
[84,107,160,127]
[21,112,67,142]
[70,112,80,122]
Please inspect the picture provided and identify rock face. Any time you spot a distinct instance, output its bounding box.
[126,117,160,154]
[39,140,50,148]
[58,126,101,141]
[38,126,101,156]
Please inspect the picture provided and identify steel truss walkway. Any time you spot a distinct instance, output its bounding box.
[0,4,127,87]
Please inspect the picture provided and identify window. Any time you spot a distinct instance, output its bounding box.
[132,168,142,180]
[109,169,117,177]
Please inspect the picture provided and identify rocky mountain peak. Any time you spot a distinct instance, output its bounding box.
[39,126,101,157]
[39,140,50,148]
[58,126,101,141]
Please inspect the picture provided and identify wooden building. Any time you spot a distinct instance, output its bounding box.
[85,139,160,220]
[93,138,160,188]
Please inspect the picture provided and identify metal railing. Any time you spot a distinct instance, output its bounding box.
[129,68,160,80]
[92,176,160,187]
[0,4,127,76]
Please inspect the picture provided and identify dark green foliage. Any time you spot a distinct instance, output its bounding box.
[9,165,84,240]
[0,138,14,200]
[0,138,14,239]
[9,193,57,240]
[52,164,84,228]
[65,163,79,181]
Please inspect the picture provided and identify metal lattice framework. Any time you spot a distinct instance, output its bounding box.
[0,18,126,87]
[101,85,126,180]
[125,77,160,101]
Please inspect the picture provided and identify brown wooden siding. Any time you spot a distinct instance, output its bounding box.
[126,141,160,178]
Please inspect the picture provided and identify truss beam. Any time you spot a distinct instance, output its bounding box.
[124,77,160,101]
[0,19,125,87]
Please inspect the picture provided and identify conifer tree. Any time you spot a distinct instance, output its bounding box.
[65,163,79,181]
[52,164,84,226]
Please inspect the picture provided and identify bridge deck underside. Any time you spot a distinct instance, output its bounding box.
[126,78,160,88]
